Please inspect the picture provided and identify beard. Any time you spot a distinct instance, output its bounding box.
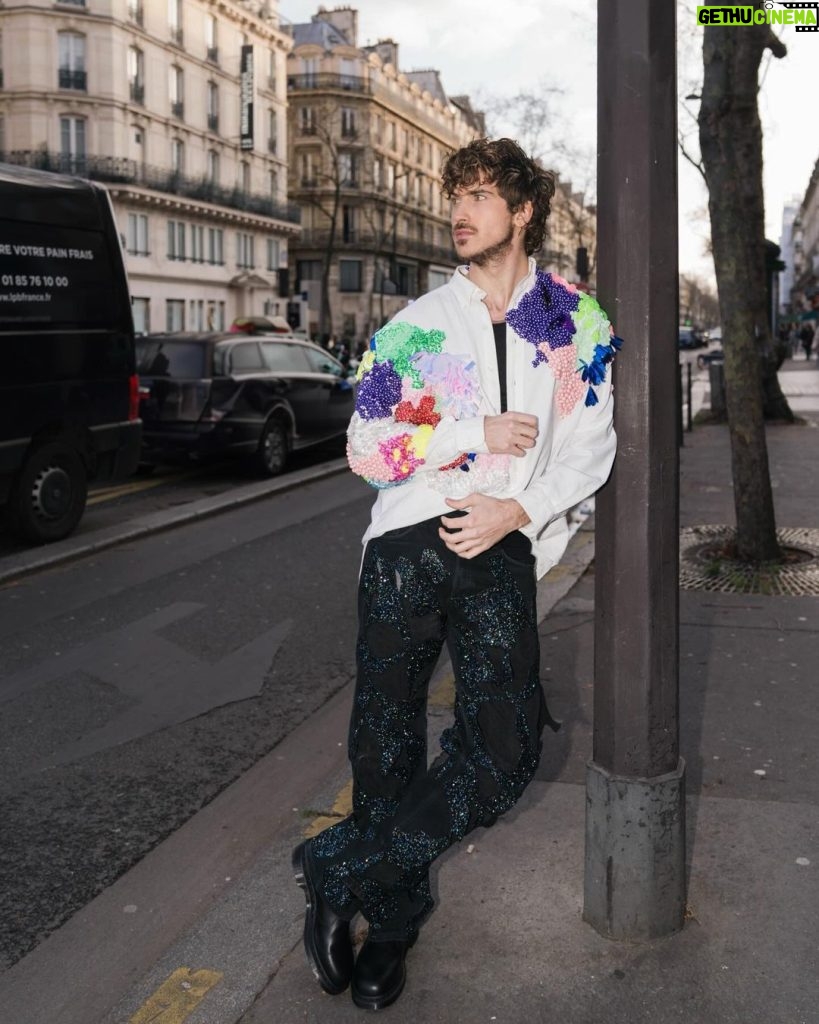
[459,222,516,268]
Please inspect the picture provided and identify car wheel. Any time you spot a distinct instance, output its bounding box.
[256,419,288,477]
[8,441,88,543]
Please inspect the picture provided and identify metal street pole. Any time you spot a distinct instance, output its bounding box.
[584,0,686,940]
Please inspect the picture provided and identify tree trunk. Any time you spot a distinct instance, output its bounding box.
[698,8,786,563]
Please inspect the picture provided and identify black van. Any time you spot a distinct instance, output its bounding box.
[0,163,141,543]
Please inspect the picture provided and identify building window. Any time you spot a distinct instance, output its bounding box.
[269,168,278,199]
[267,238,280,271]
[208,227,224,265]
[373,158,382,191]
[126,213,149,256]
[268,49,276,90]
[128,47,145,104]
[301,56,318,85]
[296,260,321,290]
[268,108,278,154]
[190,225,205,263]
[340,58,356,88]
[339,259,362,292]
[131,297,150,334]
[168,0,183,46]
[169,66,184,119]
[299,151,317,186]
[237,232,255,269]
[342,205,358,243]
[171,138,184,173]
[207,81,219,132]
[339,152,357,187]
[207,150,220,184]
[389,122,397,151]
[240,161,250,193]
[58,32,86,91]
[395,262,417,297]
[166,299,185,332]
[205,13,218,63]
[299,106,315,135]
[167,220,186,260]
[341,107,356,138]
[59,116,86,173]
[388,163,396,195]
[127,1,144,27]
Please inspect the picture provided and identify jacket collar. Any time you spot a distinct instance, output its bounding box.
[448,257,539,312]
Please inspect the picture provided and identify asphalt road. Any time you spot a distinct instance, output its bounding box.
[0,461,372,968]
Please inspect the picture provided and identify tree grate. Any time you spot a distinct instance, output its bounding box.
[679,525,819,596]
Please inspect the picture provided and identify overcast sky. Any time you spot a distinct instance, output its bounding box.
[280,0,819,286]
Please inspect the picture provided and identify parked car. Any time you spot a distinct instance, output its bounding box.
[678,327,707,350]
[136,333,355,475]
[0,163,141,543]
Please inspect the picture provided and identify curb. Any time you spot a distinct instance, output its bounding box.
[0,457,349,587]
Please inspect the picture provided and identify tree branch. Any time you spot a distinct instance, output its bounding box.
[678,134,707,183]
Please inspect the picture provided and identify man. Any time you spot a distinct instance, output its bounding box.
[292,137,619,1010]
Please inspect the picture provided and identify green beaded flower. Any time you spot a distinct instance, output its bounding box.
[374,322,445,387]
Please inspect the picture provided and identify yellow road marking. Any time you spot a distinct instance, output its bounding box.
[305,779,354,838]
[87,469,200,506]
[129,967,222,1024]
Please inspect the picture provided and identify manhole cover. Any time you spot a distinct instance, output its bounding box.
[680,525,819,595]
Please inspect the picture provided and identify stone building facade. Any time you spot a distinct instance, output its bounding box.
[284,6,483,345]
[0,0,299,334]
[790,156,819,318]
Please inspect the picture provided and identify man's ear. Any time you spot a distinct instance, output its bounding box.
[514,200,534,229]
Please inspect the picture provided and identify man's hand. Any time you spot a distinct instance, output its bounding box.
[484,411,539,456]
[439,493,531,559]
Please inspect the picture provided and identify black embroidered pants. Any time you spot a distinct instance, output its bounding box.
[309,515,547,941]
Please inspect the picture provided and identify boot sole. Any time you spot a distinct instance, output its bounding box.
[291,841,349,995]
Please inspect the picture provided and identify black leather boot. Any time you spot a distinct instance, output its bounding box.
[291,841,354,995]
[351,936,416,1010]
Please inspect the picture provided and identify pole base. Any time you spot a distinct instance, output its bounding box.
[583,758,686,941]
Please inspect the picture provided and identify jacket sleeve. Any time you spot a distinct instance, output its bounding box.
[347,320,488,489]
[516,293,620,535]
[516,377,616,537]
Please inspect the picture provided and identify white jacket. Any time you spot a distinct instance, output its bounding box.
[347,259,618,579]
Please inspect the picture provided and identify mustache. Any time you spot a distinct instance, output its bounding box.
[452,222,474,232]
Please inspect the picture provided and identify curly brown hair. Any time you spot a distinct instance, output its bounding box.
[441,138,556,256]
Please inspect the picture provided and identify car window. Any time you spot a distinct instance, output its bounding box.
[228,342,265,373]
[261,341,312,372]
[302,346,345,377]
[136,340,207,378]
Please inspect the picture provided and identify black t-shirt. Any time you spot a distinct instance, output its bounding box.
[492,321,508,413]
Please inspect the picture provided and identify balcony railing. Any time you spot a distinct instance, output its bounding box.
[129,82,145,104]
[58,68,87,91]
[2,151,302,225]
[287,73,370,94]
[207,113,219,132]
[206,46,219,64]
[295,229,455,265]
[171,100,184,119]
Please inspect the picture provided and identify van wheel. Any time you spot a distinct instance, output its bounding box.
[8,442,88,543]
[256,419,288,477]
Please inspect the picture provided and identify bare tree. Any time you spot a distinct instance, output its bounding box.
[293,98,350,341]
[698,1,790,563]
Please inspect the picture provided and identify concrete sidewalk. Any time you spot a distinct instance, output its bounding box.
[240,357,819,1023]
[2,358,818,1024]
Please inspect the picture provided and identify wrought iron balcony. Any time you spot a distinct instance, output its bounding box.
[171,101,184,120]
[1,151,302,225]
[206,46,219,64]
[207,114,219,132]
[287,74,370,94]
[58,69,87,91]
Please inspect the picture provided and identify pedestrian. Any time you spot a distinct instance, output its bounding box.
[292,137,620,1010]
[799,322,814,360]
[812,319,819,360]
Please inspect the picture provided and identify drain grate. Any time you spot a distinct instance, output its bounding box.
[680,525,819,596]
